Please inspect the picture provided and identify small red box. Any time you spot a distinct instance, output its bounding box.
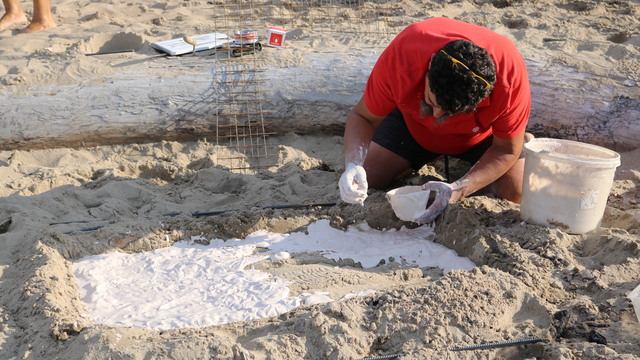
[267,27,287,48]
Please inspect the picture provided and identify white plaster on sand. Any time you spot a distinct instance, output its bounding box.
[73,220,474,330]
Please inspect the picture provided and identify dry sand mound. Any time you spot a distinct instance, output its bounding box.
[0,135,638,359]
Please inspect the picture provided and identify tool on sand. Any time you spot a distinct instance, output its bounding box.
[356,353,404,360]
[183,35,197,55]
[85,49,135,56]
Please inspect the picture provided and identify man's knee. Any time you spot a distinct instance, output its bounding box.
[363,143,413,190]
[492,157,525,203]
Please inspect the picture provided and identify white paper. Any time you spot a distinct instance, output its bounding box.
[150,33,233,56]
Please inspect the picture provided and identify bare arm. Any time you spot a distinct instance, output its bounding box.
[416,130,525,223]
[449,130,525,202]
[343,97,385,166]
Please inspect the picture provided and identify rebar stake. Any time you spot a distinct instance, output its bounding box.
[450,337,543,351]
[356,353,405,360]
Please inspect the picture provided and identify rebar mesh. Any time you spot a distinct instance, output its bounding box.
[205,0,400,173]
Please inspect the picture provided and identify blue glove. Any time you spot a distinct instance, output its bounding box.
[415,181,454,224]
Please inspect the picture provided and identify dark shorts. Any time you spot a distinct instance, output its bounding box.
[372,109,494,170]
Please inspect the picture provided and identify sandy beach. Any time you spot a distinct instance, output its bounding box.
[0,0,639,359]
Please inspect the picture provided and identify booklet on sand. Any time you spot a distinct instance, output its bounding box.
[150,33,233,56]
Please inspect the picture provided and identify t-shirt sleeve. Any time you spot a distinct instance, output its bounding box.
[363,50,398,117]
[491,82,531,139]
[489,57,531,140]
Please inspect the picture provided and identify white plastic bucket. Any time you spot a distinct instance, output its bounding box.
[630,284,640,323]
[520,138,620,234]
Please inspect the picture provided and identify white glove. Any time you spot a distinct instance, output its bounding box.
[415,181,454,224]
[339,163,368,205]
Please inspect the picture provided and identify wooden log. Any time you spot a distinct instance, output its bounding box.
[0,51,637,151]
[524,58,639,151]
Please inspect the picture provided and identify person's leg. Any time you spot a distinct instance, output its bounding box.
[488,157,525,203]
[21,0,56,33]
[0,0,28,31]
[363,142,413,189]
[488,132,534,203]
[365,109,440,189]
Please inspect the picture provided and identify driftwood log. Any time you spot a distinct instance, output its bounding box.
[1,51,638,151]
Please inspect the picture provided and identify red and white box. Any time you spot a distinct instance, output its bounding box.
[266,27,287,48]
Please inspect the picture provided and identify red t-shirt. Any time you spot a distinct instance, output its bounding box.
[364,17,531,155]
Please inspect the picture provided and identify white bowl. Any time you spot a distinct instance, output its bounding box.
[385,186,431,222]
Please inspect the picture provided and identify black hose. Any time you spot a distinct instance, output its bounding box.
[57,203,337,233]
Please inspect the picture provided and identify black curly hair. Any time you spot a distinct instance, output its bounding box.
[427,40,496,114]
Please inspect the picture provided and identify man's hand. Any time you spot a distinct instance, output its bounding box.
[415,181,454,224]
[339,163,368,205]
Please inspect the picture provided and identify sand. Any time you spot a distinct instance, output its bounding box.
[0,0,639,359]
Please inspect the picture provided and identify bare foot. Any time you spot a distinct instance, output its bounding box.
[0,13,28,31]
[20,20,57,34]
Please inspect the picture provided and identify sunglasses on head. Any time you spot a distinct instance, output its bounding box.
[439,50,492,90]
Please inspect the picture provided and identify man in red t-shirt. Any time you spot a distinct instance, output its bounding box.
[339,17,531,223]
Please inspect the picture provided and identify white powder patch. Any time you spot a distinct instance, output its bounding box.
[73,220,474,330]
